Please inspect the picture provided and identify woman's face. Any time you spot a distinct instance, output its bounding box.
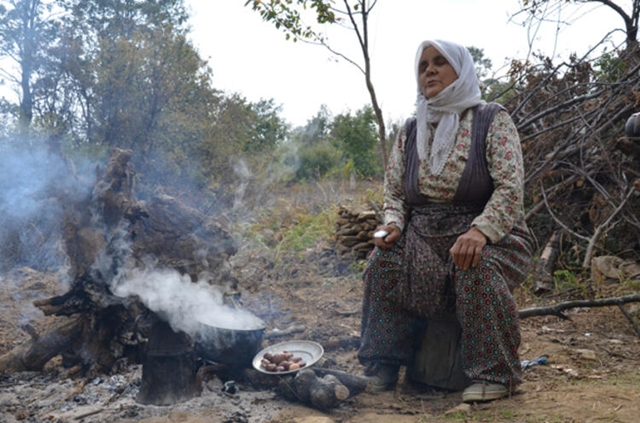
[417,46,458,99]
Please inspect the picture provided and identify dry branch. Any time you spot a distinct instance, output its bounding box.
[617,304,640,337]
[518,293,640,319]
[264,324,306,340]
[507,45,640,271]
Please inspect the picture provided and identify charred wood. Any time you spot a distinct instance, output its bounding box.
[0,315,85,373]
[278,368,351,411]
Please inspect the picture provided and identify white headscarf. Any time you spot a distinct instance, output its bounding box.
[414,40,482,175]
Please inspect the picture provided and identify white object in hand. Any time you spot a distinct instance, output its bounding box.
[373,230,388,238]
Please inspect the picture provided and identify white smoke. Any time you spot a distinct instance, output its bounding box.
[0,144,96,272]
[111,266,264,335]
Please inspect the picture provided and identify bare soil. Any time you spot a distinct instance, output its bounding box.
[2,243,640,423]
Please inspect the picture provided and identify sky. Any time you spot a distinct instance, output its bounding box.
[184,0,627,128]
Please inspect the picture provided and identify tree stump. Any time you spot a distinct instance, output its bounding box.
[0,148,241,377]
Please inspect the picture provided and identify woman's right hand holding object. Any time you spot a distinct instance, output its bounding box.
[372,224,401,249]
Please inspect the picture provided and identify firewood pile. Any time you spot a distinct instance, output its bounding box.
[334,204,381,260]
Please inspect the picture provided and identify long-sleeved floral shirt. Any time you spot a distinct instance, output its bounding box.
[383,107,526,244]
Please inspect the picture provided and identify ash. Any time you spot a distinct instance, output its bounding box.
[0,363,283,423]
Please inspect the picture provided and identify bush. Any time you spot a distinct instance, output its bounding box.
[294,143,342,181]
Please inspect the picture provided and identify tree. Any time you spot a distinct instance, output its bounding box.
[51,0,190,148]
[198,93,289,205]
[467,46,493,81]
[36,0,239,198]
[0,0,59,133]
[467,46,502,101]
[298,104,332,147]
[245,0,390,170]
[330,106,380,178]
[519,0,639,52]
[288,105,340,181]
[246,98,289,154]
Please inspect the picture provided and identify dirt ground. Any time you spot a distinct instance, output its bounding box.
[2,244,640,423]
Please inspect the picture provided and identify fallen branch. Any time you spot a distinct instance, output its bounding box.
[518,293,640,319]
[323,335,361,351]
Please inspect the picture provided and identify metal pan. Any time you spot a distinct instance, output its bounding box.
[252,340,324,375]
[194,317,266,368]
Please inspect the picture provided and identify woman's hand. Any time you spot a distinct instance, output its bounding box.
[372,224,401,249]
[449,227,488,270]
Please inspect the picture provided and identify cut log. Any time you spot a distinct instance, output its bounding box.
[279,368,352,411]
[310,374,350,410]
[290,368,316,403]
[311,368,368,396]
[334,204,382,260]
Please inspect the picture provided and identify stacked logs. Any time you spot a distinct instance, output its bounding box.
[334,204,381,260]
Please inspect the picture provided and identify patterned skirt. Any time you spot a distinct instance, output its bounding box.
[357,202,533,387]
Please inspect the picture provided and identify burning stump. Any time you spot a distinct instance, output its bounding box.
[0,148,242,382]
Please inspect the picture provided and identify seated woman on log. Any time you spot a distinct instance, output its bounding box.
[358,39,534,403]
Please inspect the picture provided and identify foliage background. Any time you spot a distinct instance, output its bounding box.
[0,0,639,281]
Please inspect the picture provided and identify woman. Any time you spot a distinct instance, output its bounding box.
[357,39,534,403]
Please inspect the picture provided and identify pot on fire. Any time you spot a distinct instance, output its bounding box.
[194,314,266,367]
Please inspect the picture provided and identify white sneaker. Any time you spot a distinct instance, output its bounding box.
[462,380,508,403]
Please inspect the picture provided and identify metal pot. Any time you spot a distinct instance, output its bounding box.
[194,317,266,367]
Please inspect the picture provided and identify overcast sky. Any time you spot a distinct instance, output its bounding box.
[184,0,626,127]
[0,1,625,129]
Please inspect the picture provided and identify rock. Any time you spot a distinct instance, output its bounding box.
[591,256,624,280]
[576,349,597,361]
